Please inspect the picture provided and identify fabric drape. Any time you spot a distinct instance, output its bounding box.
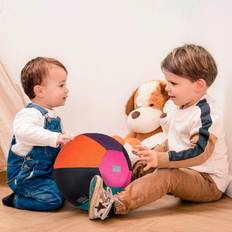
[0,60,26,171]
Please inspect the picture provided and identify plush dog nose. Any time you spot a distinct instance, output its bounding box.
[131,111,140,119]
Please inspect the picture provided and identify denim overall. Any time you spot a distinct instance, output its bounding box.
[7,103,64,211]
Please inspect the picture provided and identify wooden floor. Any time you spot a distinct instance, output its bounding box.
[1,172,232,232]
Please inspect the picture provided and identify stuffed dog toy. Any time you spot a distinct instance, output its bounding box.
[114,80,171,163]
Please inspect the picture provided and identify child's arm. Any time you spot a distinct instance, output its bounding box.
[163,132,217,168]
[14,108,72,148]
[134,103,223,170]
[133,131,217,170]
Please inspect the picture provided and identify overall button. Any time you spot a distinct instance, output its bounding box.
[23,164,29,169]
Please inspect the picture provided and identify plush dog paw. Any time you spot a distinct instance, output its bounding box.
[125,138,141,148]
[112,135,125,145]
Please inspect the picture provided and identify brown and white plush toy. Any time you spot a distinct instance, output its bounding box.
[114,80,172,163]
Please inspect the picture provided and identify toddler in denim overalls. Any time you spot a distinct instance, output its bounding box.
[2,57,73,211]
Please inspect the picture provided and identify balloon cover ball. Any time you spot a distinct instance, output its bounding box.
[54,133,132,207]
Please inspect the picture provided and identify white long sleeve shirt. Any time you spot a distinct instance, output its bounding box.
[11,107,62,156]
[159,95,230,192]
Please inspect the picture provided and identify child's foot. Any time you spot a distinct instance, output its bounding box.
[2,193,15,207]
[89,175,114,220]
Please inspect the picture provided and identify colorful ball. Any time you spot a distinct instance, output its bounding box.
[54,133,132,207]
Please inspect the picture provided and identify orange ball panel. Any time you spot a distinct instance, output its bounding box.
[54,135,106,169]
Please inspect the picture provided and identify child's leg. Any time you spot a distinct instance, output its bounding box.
[13,178,64,211]
[164,168,222,202]
[114,168,222,214]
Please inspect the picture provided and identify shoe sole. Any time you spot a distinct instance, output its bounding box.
[89,175,103,220]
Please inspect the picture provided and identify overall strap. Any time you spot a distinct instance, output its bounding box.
[26,102,61,131]
[26,102,48,117]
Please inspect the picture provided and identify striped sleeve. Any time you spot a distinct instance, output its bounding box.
[156,99,217,168]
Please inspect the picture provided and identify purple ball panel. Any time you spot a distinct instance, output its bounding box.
[84,133,122,151]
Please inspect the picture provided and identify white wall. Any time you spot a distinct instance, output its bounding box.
[0,0,231,161]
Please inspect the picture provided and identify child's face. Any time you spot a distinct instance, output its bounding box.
[39,66,69,109]
[163,70,205,108]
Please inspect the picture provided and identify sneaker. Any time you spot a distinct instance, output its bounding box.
[89,175,114,220]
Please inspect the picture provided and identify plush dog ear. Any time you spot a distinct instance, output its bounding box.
[150,80,169,109]
[159,80,169,102]
[125,89,138,115]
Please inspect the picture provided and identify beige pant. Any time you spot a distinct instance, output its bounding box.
[114,163,222,214]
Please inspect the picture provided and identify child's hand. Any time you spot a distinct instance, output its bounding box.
[132,145,149,157]
[57,133,74,146]
[133,145,158,171]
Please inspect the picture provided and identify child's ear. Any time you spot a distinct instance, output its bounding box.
[195,79,207,91]
[33,85,43,98]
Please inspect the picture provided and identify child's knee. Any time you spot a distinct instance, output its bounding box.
[44,193,64,210]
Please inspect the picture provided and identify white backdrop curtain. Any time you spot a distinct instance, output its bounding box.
[0,61,26,171]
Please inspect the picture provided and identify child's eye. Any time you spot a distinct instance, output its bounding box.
[170,82,177,86]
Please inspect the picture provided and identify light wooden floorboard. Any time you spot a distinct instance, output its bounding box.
[1,172,232,232]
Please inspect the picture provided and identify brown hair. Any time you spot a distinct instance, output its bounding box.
[21,57,67,99]
[161,44,217,87]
